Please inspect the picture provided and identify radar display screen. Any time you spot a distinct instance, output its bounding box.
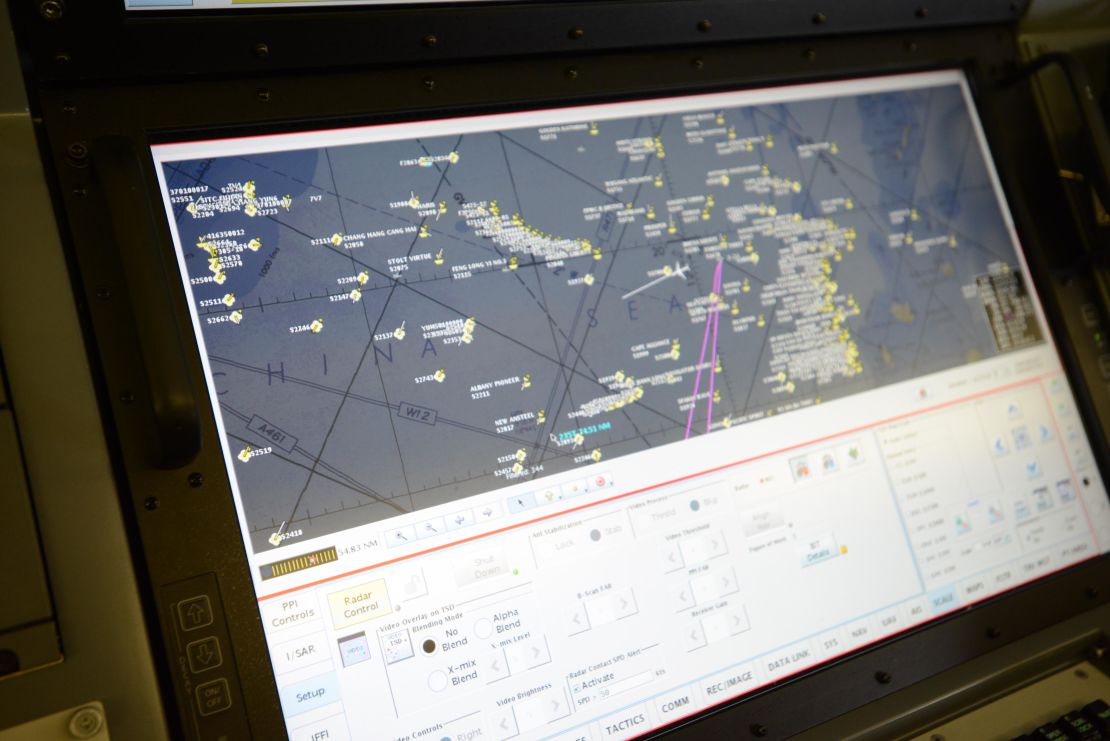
[153,70,1110,739]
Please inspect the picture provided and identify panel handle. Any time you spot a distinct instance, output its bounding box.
[92,136,200,469]
[1007,51,1110,231]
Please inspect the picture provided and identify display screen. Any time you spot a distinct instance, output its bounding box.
[152,70,1110,740]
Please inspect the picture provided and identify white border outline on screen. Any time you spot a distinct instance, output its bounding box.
[152,69,994,569]
[148,65,1110,739]
[151,67,1077,570]
[155,70,961,160]
[153,68,1074,565]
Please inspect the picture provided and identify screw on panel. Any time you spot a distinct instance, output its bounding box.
[697,19,712,32]
[986,626,1001,639]
[422,34,438,48]
[905,40,918,52]
[915,6,929,18]
[54,52,70,65]
[188,472,204,488]
[61,101,77,114]
[39,0,64,21]
[812,12,827,25]
[875,670,892,684]
[750,723,768,738]
[68,706,104,739]
[254,42,270,58]
[67,142,88,161]
[691,57,705,70]
[568,26,584,40]
[804,48,817,62]
[565,67,579,80]
[256,88,271,102]
[94,287,112,300]
[144,497,159,511]
[119,390,135,404]
[423,78,436,91]
[72,186,87,197]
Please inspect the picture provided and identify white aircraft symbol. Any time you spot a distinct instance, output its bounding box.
[621,261,690,300]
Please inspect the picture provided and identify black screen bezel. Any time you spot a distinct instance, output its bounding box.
[28,26,1110,740]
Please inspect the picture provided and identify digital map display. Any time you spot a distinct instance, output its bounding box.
[154,74,1043,553]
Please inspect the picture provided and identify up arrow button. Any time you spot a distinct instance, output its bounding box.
[176,595,214,632]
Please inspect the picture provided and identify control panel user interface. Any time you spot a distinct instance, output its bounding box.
[152,70,1110,740]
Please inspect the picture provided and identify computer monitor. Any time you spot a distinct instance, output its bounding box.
[146,68,1110,738]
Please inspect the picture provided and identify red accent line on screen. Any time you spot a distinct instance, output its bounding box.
[256,372,1050,602]
[1037,382,1099,544]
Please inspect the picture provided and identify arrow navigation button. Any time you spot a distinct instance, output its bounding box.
[176,595,213,632]
[186,636,223,673]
